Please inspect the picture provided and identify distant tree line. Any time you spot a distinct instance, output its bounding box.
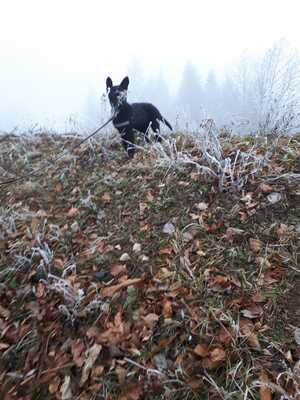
[84,41,300,135]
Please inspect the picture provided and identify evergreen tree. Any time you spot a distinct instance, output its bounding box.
[177,61,203,123]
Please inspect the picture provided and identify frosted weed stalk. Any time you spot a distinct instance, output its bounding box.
[196,119,271,190]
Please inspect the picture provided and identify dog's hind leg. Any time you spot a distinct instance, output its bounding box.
[121,129,135,158]
[151,120,163,142]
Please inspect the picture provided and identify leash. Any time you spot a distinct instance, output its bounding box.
[0,116,114,186]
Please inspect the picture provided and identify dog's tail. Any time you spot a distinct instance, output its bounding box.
[159,115,173,131]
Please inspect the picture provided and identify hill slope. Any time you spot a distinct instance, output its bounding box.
[0,132,300,399]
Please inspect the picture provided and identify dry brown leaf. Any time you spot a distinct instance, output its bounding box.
[162,300,173,318]
[252,292,265,303]
[54,181,64,193]
[36,282,46,298]
[86,326,100,339]
[146,191,154,202]
[49,376,61,394]
[92,365,105,377]
[120,384,143,400]
[190,171,200,180]
[80,343,102,387]
[249,238,263,252]
[0,305,10,319]
[259,371,271,400]
[210,348,226,363]
[217,327,233,346]
[142,313,159,328]
[101,278,142,297]
[226,227,244,239]
[194,344,209,357]
[159,247,173,255]
[259,183,273,194]
[241,305,263,319]
[101,192,111,203]
[115,366,127,385]
[109,264,127,276]
[71,340,85,367]
[67,207,78,217]
[0,342,10,350]
[239,319,261,350]
[187,378,202,389]
[276,223,289,239]
[139,202,148,215]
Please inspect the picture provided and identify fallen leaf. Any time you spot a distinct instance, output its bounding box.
[139,202,148,215]
[146,191,154,202]
[49,376,61,394]
[80,343,102,386]
[120,253,130,261]
[101,278,142,298]
[0,305,10,319]
[101,192,111,203]
[259,371,271,400]
[92,365,105,378]
[153,353,168,371]
[132,243,141,253]
[115,366,127,384]
[109,264,127,276]
[159,247,173,255]
[190,171,200,180]
[163,223,175,235]
[67,207,78,217]
[249,238,263,252]
[196,202,208,211]
[120,385,143,400]
[239,319,261,350]
[241,305,263,319]
[217,327,233,345]
[210,348,226,363]
[60,376,72,400]
[71,340,85,367]
[162,300,173,318]
[142,313,159,328]
[54,181,64,193]
[0,342,10,350]
[226,227,244,239]
[276,223,289,239]
[259,183,273,194]
[252,292,265,303]
[267,192,282,204]
[194,344,209,357]
[182,377,201,390]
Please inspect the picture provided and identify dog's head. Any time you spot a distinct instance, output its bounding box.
[106,76,129,110]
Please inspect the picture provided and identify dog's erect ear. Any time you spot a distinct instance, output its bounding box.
[106,77,113,91]
[120,76,129,90]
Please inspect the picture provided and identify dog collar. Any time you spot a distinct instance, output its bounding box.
[114,120,130,128]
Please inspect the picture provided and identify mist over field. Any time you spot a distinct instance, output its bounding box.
[1,0,300,135]
[2,2,300,399]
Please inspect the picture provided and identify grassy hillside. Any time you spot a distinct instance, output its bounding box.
[0,131,300,399]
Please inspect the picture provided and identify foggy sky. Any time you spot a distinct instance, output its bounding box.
[1,0,300,132]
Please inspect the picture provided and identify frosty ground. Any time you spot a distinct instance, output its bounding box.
[0,130,300,399]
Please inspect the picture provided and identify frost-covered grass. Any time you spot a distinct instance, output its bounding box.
[0,129,300,399]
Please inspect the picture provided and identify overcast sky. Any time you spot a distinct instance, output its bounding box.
[1,0,300,131]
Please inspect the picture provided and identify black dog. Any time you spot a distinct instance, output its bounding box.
[106,76,172,158]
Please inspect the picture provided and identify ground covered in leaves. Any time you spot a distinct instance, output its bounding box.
[0,132,300,399]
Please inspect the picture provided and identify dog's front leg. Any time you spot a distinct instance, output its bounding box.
[121,129,135,158]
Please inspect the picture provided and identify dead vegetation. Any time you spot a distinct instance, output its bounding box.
[0,129,300,399]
